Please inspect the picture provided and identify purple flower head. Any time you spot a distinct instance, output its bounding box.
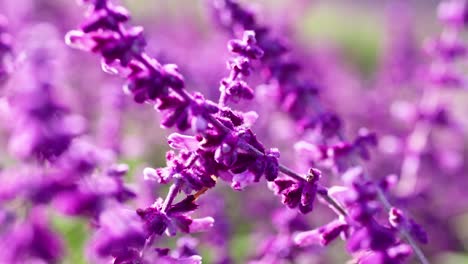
[157,95,191,130]
[66,26,146,66]
[263,149,280,181]
[227,56,251,76]
[220,31,262,105]
[66,0,146,67]
[124,60,169,103]
[125,59,185,103]
[159,120,279,191]
[228,30,264,60]
[271,168,320,214]
[347,222,397,253]
[156,92,218,132]
[228,145,279,189]
[144,150,217,193]
[143,151,188,184]
[326,167,413,262]
[137,195,214,237]
[220,79,254,103]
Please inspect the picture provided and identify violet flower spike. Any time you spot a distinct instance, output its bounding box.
[67,0,348,236]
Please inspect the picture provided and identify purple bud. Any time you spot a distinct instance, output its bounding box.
[162,64,185,89]
[227,30,263,59]
[264,154,279,181]
[136,206,169,236]
[224,80,254,102]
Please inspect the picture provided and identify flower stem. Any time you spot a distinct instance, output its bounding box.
[161,180,182,213]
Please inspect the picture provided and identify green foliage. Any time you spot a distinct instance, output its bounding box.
[53,215,89,264]
[435,253,468,264]
[299,4,383,76]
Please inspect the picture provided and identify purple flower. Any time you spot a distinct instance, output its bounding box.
[219,31,263,105]
[227,30,264,59]
[53,162,135,218]
[137,195,214,237]
[90,206,146,259]
[347,222,396,253]
[144,150,217,192]
[0,208,63,263]
[294,219,348,247]
[220,79,254,103]
[271,169,321,214]
[66,11,146,66]
[124,59,184,103]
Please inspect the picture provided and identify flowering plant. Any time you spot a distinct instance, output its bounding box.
[0,0,467,263]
